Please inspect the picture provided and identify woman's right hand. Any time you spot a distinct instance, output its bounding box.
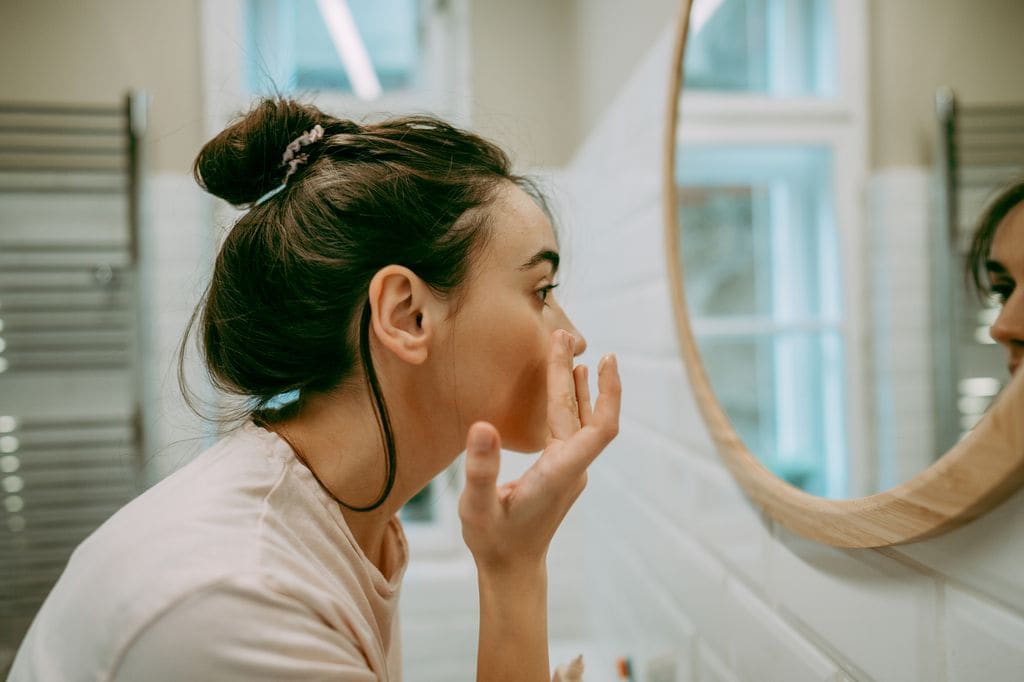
[458,328,621,574]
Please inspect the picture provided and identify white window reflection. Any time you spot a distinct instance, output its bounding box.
[686,0,836,98]
[678,145,848,498]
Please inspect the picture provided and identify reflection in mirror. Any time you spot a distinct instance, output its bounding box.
[686,0,834,97]
[674,0,1024,498]
[679,145,844,496]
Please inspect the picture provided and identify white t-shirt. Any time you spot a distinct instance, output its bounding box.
[9,421,408,681]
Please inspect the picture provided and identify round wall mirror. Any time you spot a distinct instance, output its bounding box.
[664,0,1024,547]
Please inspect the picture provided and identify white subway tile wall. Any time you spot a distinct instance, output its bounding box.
[142,172,217,483]
[554,23,1024,682]
[867,169,935,490]
[944,585,1024,681]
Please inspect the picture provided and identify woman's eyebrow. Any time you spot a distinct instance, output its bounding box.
[519,248,560,274]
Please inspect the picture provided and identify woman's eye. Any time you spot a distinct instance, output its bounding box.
[536,283,559,305]
[991,283,1014,304]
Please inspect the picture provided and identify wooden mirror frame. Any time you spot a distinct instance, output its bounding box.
[662,0,1024,548]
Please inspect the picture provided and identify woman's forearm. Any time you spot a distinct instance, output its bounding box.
[476,562,550,682]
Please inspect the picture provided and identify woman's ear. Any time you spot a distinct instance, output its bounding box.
[367,265,441,365]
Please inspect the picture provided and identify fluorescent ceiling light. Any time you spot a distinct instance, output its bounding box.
[315,0,383,101]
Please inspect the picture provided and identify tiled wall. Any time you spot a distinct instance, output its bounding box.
[558,27,1024,682]
[867,169,935,491]
[141,172,217,482]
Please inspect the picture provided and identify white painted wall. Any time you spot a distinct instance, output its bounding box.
[559,25,1024,682]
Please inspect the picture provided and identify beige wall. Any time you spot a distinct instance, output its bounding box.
[468,0,578,168]
[869,0,1024,168]
[0,0,205,174]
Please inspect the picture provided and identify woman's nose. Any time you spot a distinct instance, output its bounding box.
[564,325,587,357]
[989,295,1024,347]
[573,333,587,357]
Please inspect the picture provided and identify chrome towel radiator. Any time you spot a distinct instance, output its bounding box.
[0,93,147,664]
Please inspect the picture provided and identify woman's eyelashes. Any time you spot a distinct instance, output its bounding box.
[536,283,559,306]
[991,280,1014,304]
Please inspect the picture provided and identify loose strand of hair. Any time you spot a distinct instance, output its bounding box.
[334,300,397,513]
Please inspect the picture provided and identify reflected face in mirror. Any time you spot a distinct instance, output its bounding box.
[987,202,1024,376]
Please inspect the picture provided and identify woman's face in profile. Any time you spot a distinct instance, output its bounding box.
[987,202,1024,376]
[442,182,587,452]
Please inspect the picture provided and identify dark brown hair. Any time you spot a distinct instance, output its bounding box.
[967,177,1024,298]
[181,97,542,511]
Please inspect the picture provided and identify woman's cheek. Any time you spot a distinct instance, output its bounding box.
[495,353,548,451]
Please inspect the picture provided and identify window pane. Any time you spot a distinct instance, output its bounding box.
[677,184,768,318]
[698,331,847,497]
[246,0,422,94]
[677,144,847,497]
[685,0,836,97]
[677,145,839,323]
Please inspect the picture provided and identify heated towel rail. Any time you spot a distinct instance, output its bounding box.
[0,93,147,663]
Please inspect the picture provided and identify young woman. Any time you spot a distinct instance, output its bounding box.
[9,98,620,681]
[968,179,1024,376]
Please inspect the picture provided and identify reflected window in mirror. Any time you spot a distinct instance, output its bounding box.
[686,0,836,97]
[677,146,847,496]
[677,0,871,497]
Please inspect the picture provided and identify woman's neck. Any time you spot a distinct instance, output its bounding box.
[264,381,457,573]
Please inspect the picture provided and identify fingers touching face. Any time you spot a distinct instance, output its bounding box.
[548,330,582,440]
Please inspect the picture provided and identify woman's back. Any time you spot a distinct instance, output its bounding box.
[9,422,407,681]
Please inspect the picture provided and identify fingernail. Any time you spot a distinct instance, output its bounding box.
[470,426,494,451]
[599,353,615,372]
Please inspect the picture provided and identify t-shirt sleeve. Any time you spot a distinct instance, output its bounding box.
[111,576,379,681]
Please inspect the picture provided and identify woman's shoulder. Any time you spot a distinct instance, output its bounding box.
[75,422,288,566]
[10,423,394,681]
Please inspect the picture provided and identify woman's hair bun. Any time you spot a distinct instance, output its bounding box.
[193,97,332,206]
